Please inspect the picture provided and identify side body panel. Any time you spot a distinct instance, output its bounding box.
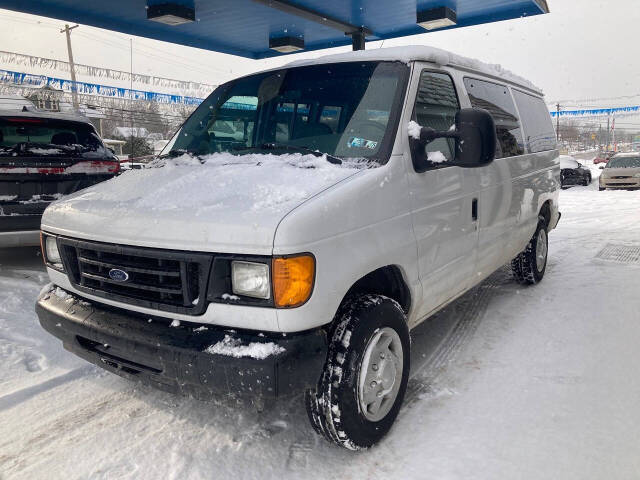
[273,152,421,332]
[402,63,479,325]
[447,70,560,281]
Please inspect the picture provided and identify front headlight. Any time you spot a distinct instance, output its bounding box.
[42,234,64,271]
[231,261,270,299]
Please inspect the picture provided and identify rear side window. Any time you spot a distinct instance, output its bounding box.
[512,90,557,153]
[463,78,524,158]
[413,70,460,161]
[0,117,104,157]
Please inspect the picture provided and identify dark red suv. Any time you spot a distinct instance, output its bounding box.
[0,110,120,247]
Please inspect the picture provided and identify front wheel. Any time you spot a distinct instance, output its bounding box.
[306,294,410,450]
[511,217,548,285]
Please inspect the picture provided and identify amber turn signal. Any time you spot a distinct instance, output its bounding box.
[39,231,45,262]
[272,254,315,308]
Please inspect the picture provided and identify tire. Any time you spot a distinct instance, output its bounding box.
[305,294,410,450]
[599,187,606,191]
[584,175,591,186]
[511,216,548,285]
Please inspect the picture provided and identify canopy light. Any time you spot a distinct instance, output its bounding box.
[269,36,304,53]
[417,6,457,30]
[147,3,195,26]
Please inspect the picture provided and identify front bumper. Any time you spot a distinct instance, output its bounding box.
[36,288,328,399]
[599,178,640,189]
[0,212,42,247]
[0,229,40,247]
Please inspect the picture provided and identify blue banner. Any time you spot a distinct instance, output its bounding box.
[0,69,204,106]
[551,105,640,117]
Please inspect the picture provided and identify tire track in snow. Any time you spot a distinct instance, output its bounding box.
[403,268,511,410]
[0,365,96,412]
[0,386,138,476]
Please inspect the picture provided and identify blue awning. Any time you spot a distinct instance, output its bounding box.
[0,0,549,59]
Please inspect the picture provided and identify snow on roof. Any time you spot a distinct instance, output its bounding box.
[0,95,35,111]
[0,108,91,123]
[287,45,542,94]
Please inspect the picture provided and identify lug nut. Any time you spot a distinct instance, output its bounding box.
[370,381,377,387]
[372,364,378,371]
[377,391,383,397]
[380,353,385,359]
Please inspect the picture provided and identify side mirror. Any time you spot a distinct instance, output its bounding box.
[453,108,496,168]
[409,108,496,172]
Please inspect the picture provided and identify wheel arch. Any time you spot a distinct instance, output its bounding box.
[539,200,552,227]
[338,265,412,317]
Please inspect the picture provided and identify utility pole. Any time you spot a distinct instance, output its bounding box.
[60,24,80,111]
[606,114,610,150]
[130,38,134,158]
[612,116,616,151]
[556,103,560,143]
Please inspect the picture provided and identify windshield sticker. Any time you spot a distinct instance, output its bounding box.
[347,137,378,150]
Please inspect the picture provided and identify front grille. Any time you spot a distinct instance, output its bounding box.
[611,176,631,179]
[59,237,213,315]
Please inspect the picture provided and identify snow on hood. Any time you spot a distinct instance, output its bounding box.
[42,152,367,253]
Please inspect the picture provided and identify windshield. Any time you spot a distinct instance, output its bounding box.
[162,61,409,163]
[0,117,108,158]
[607,156,640,168]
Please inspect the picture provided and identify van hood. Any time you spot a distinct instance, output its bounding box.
[42,153,365,254]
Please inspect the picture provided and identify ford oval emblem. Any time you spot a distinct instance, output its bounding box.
[108,268,129,282]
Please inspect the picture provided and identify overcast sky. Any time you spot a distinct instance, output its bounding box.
[0,0,639,109]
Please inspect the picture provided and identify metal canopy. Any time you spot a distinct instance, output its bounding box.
[0,0,549,59]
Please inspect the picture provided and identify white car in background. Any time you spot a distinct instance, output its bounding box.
[599,153,640,190]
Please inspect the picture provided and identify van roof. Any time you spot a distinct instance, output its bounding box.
[287,45,542,95]
[0,108,92,124]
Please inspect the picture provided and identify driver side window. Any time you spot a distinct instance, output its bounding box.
[412,70,460,164]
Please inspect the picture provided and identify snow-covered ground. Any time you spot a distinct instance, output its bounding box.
[1,155,640,479]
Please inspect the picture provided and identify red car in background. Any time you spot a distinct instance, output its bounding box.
[593,151,616,164]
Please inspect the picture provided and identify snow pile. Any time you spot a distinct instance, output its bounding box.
[427,151,448,163]
[52,287,70,300]
[221,293,240,301]
[52,152,365,215]
[407,121,422,140]
[19,193,64,204]
[0,195,17,201]
[205,334,285,360]
[26,148,63,155]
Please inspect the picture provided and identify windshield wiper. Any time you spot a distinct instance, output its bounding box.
[157,149,202,159]
[233,143,342,165]
[158,149,187,158]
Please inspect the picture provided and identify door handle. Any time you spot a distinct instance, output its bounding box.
[472,198,478,221]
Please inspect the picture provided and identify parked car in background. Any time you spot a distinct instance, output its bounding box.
[35,46,560,450]
[0,109,120,247]
[599,153,640,190]
[593,150,615,164]
[560,155,591,187]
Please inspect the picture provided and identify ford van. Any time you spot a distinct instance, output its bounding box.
[35,46,560,450]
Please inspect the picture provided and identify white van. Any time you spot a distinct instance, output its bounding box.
[36,46,560,450]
